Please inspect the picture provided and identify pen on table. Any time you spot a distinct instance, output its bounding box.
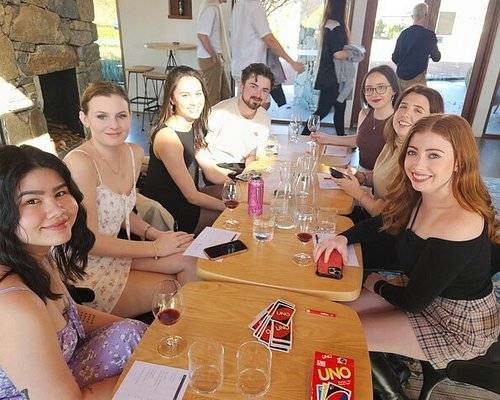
[230,233,237,241]
[306,308,336,318]
[324,177,334,180]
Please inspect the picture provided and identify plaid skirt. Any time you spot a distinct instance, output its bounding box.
[408,290,500,369]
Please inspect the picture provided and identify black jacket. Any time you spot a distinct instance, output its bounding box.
[314,22,348,90]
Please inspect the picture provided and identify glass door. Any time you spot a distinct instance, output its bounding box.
[484,72,500,135]
[353,0,492,122]
[267,0,325,122]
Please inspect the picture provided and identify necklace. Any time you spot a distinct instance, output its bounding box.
[92,143,121,175]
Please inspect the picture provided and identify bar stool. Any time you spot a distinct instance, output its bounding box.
[125,65,155,114]
[141,70,169,132]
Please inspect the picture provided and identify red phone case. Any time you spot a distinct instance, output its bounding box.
[316,249,344,279]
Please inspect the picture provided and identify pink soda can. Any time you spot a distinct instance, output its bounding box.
[248,172,264,217]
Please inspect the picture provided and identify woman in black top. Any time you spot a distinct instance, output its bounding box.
[315,114,499,369]
[143,67,229,234]
[303,0,349,136]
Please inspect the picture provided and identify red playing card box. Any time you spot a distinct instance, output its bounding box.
[316,249,344,280]
[311,351,355,400]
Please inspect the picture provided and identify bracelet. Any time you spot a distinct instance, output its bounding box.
[144,225,153,240]
[151,241,159,260]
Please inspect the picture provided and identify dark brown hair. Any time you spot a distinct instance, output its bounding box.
[360,64,400,109]
[382,114,499,243]
[383,85,444,151]
[80,81,130,114]
[152,66,208,150]
[241,63,275,88]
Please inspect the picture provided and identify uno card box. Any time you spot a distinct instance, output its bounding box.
[311,351,355,400]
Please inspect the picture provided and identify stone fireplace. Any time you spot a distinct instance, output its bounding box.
[0,0,101,147]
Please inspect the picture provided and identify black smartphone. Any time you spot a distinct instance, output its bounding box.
[203,240,248,261]
[330,167,348,179]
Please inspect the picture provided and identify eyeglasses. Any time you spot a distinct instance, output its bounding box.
[364,84,391,96]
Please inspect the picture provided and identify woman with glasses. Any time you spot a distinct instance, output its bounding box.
[332,85,444,218]
[312,65,399,173]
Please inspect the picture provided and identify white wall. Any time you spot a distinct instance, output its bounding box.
[472,19,500,136]
[117,0,202,71]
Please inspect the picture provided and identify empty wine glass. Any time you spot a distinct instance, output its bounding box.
[293,205,315,265]
[151,279,185,358]
[221,180,239,227]
[307,114,320,134]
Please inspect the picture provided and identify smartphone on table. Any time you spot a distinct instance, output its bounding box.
[204,240,248,261]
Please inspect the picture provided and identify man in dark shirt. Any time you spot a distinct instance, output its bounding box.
[392,3,441,91]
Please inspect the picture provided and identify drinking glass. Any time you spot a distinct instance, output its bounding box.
[307,140,320,158]
[252,206,275,242]
[307,114,320,134]
[221,181,239,227]
[188,340,224,395]
[236,341,272,399]
[316,209,337,236]
[293,205,315,265]
[151,279,185,358]
[293,170,316,207]
[287,123,299,143]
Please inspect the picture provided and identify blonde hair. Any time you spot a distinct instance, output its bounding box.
[382,114,499,243]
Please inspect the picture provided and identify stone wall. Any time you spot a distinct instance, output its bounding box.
[0,0,101,144]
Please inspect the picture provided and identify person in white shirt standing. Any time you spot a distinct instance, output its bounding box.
[197,0,232,107]
[206,63,273,168]
[230,0,305,84]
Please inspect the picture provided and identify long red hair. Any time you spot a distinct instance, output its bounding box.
[382,114,499,243]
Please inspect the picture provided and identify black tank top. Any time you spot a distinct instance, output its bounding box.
[142,126,201,233]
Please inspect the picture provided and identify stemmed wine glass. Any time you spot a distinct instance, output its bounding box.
[293,205,315,265]
[151,279,185,358]
[221,180,239,227]
[307,114,320,134]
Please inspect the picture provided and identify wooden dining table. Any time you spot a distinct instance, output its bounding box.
[113,282,372,399]
[197,206,363,302]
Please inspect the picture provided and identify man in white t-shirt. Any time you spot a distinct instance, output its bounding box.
[197,0,231,107]
[230,0,305,81]
[206,63,273,166]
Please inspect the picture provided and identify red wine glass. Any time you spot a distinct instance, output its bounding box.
[293,205,314,265]
[151,279,185,358]
[221,181,239,228]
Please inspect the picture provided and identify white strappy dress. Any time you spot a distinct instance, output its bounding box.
[72,145,137,312]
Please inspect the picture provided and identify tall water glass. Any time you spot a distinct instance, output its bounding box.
[188,340,224,395]
[316,209,336,236]
[237,341,272,399]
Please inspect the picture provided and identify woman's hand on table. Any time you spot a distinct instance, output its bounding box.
[333,169,364,199]
[154,231,194,256]
[363,272,384,293]
[313,235,348,264]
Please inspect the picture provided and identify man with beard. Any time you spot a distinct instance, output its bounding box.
[205,63,274,168]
